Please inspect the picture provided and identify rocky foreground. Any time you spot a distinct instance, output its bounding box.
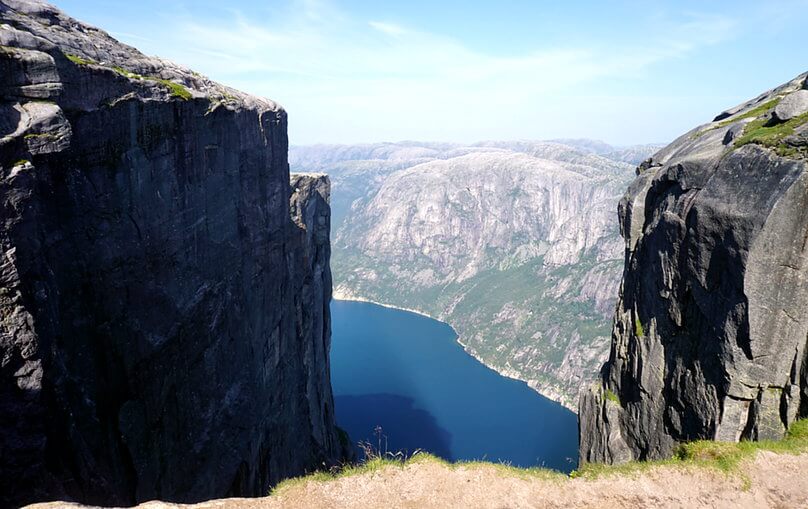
[28,450,808,509]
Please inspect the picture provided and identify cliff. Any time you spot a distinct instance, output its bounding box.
[0,1,341,506]
[579,72,808,464]
[291,141,654,407]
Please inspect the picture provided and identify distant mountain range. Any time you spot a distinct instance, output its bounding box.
[291,140,663,408]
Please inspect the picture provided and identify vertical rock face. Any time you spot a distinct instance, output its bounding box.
[0,1,341,506]
[579,72,808,464]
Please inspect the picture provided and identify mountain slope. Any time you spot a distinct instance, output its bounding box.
[292,141,660,407]
[580,71,808,464]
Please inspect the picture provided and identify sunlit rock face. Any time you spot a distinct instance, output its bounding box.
[0,1,343,506]
[292,140,661,408]
[580,71,808,465]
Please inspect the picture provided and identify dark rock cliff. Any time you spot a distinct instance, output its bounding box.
[579,72,808,464]
[0,1,342,506]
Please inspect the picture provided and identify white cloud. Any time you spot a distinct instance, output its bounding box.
[368,21,408,37]
[131,2,738,144]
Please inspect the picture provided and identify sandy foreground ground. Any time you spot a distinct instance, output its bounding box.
[29,451,808,509]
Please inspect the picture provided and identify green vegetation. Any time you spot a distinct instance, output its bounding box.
[604,389,620,405]
[271,452,563,495]
[634,315,644,337]
[64,52,96,65]
[155,78,193,100]
[733,111,808,158]
[270,419,808,497]
[692,97,783,139]
[716,98,782,128]
[64,43,189,106]
[332,245,619,406]
[106,64,193,101]
[24,133,58,140]
[573,418,808,480]
[13,159,30,167]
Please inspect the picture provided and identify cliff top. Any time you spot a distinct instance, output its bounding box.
[0,0,280,113]
[28,451,808,508]
[645,71,808,170]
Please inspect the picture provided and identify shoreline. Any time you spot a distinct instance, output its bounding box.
[331,290,576,412]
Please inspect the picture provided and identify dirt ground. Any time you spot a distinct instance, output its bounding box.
[30,451,808,509]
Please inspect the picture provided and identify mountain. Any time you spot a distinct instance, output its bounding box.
[0,1,343,506]
[291,140,662,407]
[580,71,808,464]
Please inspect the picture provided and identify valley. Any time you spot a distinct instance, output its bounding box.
[292,140,660,407]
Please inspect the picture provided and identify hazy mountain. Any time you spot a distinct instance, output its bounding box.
[291,140,658,407]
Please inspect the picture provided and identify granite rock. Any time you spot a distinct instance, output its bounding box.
[1,1,342,506]
[580,71,808,464]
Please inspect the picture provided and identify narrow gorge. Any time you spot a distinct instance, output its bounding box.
[1,1,343,506]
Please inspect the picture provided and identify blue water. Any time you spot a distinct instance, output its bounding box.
[330,300,579,472]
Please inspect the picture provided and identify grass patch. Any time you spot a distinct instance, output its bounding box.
[716,98,782,128]
[692,98,783,139]
[108,66,192,100]
[271,457,405,495]
[12,159,30,167]
[270,452,564,496]
[154,78,192,100]
[634,315,645,337]
[604,389,620,405]
[64,52,96,66]
[573,418,808,481]
[733,111,808,158]
[24,133,58,140]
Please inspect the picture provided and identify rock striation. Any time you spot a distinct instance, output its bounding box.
[0,1,342,506]
[579,72,808,464]
[291,141,662,408]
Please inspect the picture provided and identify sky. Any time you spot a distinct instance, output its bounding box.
[51,0,808,146]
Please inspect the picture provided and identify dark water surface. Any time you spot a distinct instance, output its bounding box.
[330,300,578,472]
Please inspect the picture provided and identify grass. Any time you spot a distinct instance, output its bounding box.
[692,97,783,139]
[733,111,808,158]
[716,98,782,128]
[604,389,620,405]
[270,419,808,497]
[12,159,30,167]
[154,78,193,100]
[271,452,564,496]
[72,61,194,101]
[64,52,96,66]
[111,66,192,100]
[573,418,808,481]
[634,315,645,337]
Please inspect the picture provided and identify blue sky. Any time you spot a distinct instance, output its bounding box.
[52,0,808,146]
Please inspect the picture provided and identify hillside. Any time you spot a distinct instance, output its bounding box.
[292,141,660,407]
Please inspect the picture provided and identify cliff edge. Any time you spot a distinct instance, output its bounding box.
[1,1,342,506]
[579,71,808,464]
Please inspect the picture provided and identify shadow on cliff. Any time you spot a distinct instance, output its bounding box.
[335,393,453,461]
